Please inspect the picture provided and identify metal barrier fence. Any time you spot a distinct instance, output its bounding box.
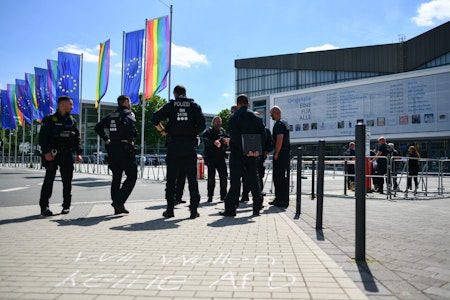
[1,154,449,199]
[281,155,449,199]
[0,155,167,181]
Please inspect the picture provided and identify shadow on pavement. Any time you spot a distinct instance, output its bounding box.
[0,215,42,226]
[207,213,257,227]
[52,215,123,226]
[110,218,181,231]
[357,261,379,292]
[316,229,325,241]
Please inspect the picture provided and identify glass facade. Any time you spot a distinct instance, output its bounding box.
[236,68,386,98]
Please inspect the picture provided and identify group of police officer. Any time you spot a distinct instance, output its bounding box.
[39,86,290,219]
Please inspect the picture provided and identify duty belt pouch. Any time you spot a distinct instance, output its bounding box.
[123,143,136,158]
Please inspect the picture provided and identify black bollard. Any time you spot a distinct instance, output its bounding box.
[295,146,302,219]
[311,159,316,199]
[355,123,366,261]
[316,140,325,230]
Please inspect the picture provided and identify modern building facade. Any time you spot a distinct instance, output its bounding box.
[235,21,450,158]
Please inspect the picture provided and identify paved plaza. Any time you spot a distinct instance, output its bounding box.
[0,167,448,299]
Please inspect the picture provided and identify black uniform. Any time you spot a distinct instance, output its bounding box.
[151,96,206,217]
[95,105,137,212]
[203,126,229,201]
[242,127,273,201]
[224,106,266,216]
[272,119,290,207]
[38,111,82,213]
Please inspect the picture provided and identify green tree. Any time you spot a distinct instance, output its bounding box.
[132,94,167,153]
[218,108,231,131]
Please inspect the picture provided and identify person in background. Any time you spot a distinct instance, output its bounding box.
[95,95,138,215]
[203,116,229,202]
[345,142,356,191]
[371,136,388,194]
[269,106,290,208]
[406,145,420,193]
[388,142,400,192]
[38,96,83,216]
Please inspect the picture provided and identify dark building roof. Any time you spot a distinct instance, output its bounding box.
[235,21,450,74]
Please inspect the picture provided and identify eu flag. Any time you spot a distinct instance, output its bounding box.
[57,52,81,114]
[1,89,16,129]
[15,79,34,124]
[123,29,144,105]
[35,67,52,118]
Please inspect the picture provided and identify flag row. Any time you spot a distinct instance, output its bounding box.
[1,16,170,129]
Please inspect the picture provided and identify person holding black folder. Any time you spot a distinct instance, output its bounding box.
[269,105,290,208]
[220,94,266,217]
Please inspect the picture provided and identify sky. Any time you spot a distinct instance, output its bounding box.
[1,0,450,115]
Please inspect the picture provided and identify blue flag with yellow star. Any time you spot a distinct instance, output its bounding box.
[57,52,81,114]
[35,67,51,119]
[123,29,144,105]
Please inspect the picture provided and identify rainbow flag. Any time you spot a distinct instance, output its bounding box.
[25,73,39,121]
[8,84,23,127]
[95,39,111,108]
[47,59,58,113]
[144,16,170,100]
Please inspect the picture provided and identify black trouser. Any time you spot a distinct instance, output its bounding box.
[225,152,262,214]
[347,164,355,188]
[374,163,387,192]
[242,156,265,199]
[39,151,74,211]
[407,171,419,190]
[273,150,290,206]
[107,144,137,207]
[175,168,186,201]
[206,157,228,199]
[165,138,200,213]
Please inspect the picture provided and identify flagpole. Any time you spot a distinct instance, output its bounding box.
[79,53,84,147]
[1,129,5,166]
[96,103,101,169]
[121,31,125,95]
[22,125,25,167]
[30,122,34,167]
[8,130,12,166]
[14,129,18,167]
[140,19,148,178]
[168,5,173,103]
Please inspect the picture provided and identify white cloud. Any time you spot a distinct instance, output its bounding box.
[55,43,206,68]
[222,92,230,97]
[56,44,117,63]
[171,43,208,68]
[411,0,450,26]
[300,44,340,53]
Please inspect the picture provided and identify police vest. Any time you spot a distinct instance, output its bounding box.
[166,99,197,137]
[108,109,136,142]
[51,114,77,150]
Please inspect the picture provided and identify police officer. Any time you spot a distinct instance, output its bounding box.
[221,94,266,217]
[38,96,82,216]
[151,85,206,219]
[269,105,290,208]
[241,127,273,202]
[95,95,138,214]
[203,116,229,202]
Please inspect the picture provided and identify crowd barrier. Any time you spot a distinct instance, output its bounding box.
[2,153,449,199]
